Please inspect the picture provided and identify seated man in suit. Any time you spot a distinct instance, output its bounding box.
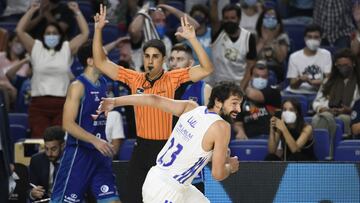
[28,126,65,202]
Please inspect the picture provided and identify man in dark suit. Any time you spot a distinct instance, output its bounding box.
[0,90,13,203]
[29,126,65,201]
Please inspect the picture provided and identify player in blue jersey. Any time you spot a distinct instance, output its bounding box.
[169,43,212,193]
[98,81,241,203]
[50,41,121,203]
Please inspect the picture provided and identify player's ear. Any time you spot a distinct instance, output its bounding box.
[214,98,223,109]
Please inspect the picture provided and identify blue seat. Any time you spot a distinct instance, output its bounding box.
[229,139,268,147]
[281,94,308,116]
[335,118,344,136]
[0,22,16,32]
[304,116,312,124]
[9,124,27,144]
[230,145,268,161]
[118,139,136,161]
[8,113,29,130]
[78,1,94,22]
[337,140,360,146]
[334,146,360,161]
[108,49,120,63]
[88,23,121,44]
[313,129,330,160]
[165,1,185,34]
[283,22,306,52]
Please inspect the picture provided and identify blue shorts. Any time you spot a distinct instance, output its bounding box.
[50,145,119,203]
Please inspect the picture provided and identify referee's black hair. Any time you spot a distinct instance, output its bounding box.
[143,39,166,57]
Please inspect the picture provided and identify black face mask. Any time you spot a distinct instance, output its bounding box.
[193,15,206,24]
[338,65,353,78]
[223,21,239,35]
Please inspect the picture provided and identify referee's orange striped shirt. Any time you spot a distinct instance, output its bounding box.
[117,66,190,140]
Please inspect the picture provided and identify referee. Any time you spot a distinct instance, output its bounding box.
[93,6,214,203]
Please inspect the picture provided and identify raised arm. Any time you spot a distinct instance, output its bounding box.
[68,2,89,55]
[93,4,120,81]
[104,36,130,53]
[157,4,200,29]
[5,56,30,81]
[98,94,198,118]
[128,4,148,44]
[210,0,221,36]
[175,16,214,82]
[62,81,114,157]
[15,2,39,54]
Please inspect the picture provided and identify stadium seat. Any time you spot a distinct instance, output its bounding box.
[313,129,330,160]
[118,139,136,161]
[281,94,308,116]
[230,145,268,161]
[78,1,94,22]
[334,146,360,161]
[229,139,268,147]
[283,22,306,52]
[88,23,121,44]
[8,113,29,130]
[9,124,27,144]
[165,1,185,35]
[0,22,16,32]
[304,116,312,124]
[337,140,360,146]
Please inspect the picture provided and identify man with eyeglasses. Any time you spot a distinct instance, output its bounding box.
[93,5,214,203]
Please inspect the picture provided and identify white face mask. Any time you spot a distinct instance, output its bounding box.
[252,77,268,90]
[305,39,320,51]
[281,111,297,124]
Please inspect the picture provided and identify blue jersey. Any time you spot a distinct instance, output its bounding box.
[181,80,206,105]
[66,74,108,149]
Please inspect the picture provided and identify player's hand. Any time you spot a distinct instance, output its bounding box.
[175,15,196,40]
[92,138,114,157]
[228,156,239,173]
[97,97,115,117]
[29,0,40,12]
[30,186,45,199]
[94,4,108,30]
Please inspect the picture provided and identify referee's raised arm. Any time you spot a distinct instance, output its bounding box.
[93,4,119,81]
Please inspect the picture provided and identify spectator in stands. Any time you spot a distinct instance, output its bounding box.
[286,24,332,96]
[0,0,29,20]
[128,2,199,70]
[16,1,89,138]
[27,0,76,39]
[240,0,262,33]
[210,1,256,88]
[265,99,316,161]
[312,49,360,157]
[104,36,135,67]
[234,60,281,139]
[286,0,314,18]
[28,126,64,202]
[351,2,360,57]
[313,0,355,50]
[351,99,360,139]
[188,4,212,66]
[93,5,214,202]
[256,7,289,84]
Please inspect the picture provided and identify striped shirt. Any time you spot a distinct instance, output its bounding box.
[117,66,190,140]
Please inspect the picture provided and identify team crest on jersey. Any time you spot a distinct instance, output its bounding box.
[187,116,198,128]
[90,91,100,102]
[136,87,145,94]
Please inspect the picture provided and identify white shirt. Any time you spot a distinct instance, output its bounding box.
[286,48,332,94]
[105,111,125,142]
[155,106,222,185]
[30,40,73,97]
[240,11,260,33]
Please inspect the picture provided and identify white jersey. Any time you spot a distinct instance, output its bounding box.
[155,106,222,185]
[211,28,251,84]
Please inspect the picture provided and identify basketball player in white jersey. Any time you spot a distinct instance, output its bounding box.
[97,81,242,202]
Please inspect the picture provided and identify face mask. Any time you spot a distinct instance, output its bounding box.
[11,42,25,55]
[305,39,320,51]
[193,15,206,24]
[263,17,278,29]
[244,0,258,7]
[223,21,239,35]
[155,24,166,39]
[44,34,60,49]
[337,65,353,78]
[282,111,297,124]
[252,77,268,90]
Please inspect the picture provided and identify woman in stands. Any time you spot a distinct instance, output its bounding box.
[15,1,89,138]
[266,99,316,161]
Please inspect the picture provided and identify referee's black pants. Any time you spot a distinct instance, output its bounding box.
[123,137,167,203]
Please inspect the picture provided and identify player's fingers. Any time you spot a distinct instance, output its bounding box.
[180,16,185,28]
[184,14,189,26]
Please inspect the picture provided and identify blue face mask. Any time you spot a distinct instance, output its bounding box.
[252,77,268,90]
[263,17,278,29]
[155,24,166,39]
[244,0,258,6]
[44,34,60,48]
